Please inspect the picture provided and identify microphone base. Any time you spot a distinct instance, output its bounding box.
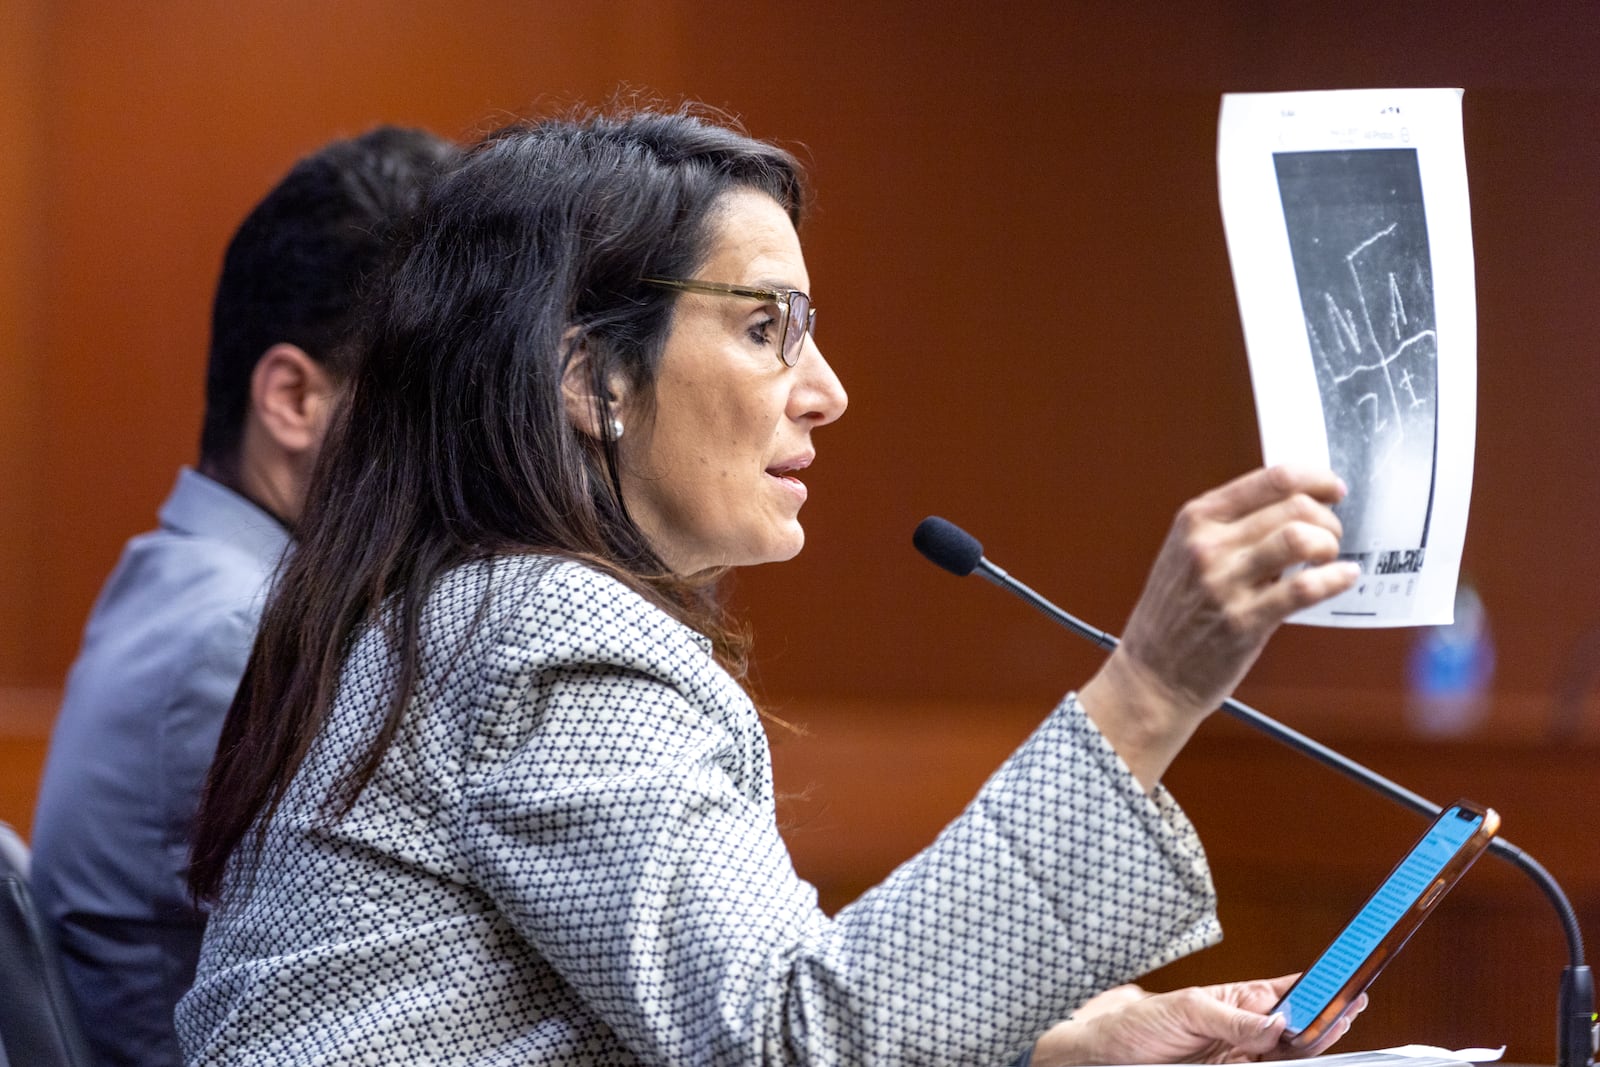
[1558,964,1597,1067]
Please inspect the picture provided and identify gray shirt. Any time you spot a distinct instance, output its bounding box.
[179,555,1220,1066]
[32,468,289,1067]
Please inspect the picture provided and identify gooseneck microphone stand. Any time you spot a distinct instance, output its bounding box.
[913,516,1597,1067]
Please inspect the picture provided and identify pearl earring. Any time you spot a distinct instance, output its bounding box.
[609,417,625,441]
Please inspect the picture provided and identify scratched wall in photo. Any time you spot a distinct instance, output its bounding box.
[1273,148,1438,571]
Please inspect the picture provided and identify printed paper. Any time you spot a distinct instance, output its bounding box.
[1218,89,1476,627]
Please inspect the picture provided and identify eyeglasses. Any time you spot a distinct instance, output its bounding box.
[643,278,815,367]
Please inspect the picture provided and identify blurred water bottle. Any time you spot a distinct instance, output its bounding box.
[1406,582,1494,737]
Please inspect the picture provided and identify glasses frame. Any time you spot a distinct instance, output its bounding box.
[643,277,815,367]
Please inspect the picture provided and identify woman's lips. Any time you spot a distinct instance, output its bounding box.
[766,456,812,503]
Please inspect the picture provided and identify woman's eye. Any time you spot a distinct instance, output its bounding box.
[747,315,777,347]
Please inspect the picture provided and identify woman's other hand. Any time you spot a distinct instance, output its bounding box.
[1074,984,1153,1020]
[1029,975,1366,1066]
[1079,465,1359,789]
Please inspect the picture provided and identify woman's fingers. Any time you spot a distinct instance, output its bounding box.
[1028,976,1364,1067]
[1226,493,1346,579]
[1181,479,1347,603]
[1118,467,1356,711]
[1250,557,1362,622]
[1195,463,1348,523]
[1284,993,1369,1058]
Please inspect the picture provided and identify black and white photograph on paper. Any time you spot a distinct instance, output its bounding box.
[1217,89,1477,627]
[1273,148,1438,569]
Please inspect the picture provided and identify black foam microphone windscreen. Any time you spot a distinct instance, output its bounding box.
[912,516,984,577]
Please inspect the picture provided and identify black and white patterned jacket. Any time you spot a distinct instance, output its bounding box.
[177,555,1220,1065]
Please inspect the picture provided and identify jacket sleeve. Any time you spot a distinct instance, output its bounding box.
[458,572,1219,1067]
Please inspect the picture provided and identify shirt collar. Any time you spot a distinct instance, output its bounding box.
[158,467,293,563]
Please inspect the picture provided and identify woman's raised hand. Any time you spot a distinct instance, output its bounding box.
[1079,465,1358,789]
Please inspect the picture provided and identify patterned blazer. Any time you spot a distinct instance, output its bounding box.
[177,556,1220,1066]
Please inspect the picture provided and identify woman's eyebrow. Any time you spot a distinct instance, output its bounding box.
[750,277,806,294]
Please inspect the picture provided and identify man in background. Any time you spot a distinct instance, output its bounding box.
[30,126,460,1066]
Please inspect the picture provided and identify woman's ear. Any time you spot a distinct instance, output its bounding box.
[560,328,628,442]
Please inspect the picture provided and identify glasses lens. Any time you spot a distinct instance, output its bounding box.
[782,291,812,366]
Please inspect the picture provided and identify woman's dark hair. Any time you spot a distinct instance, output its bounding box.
[188,106,807,903]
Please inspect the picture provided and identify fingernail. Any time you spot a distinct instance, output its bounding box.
[1258,1012,1285,1031]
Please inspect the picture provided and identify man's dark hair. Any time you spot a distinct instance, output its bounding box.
[198,126,461,469]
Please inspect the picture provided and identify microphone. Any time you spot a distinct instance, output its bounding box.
[914,516,1114,653]
[913,515,1597,1067]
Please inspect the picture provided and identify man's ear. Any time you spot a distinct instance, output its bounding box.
[249,343,339,456]
[559,328,628,442]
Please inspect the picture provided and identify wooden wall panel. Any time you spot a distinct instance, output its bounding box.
[10,3,1600,721]
[0,0,48,684]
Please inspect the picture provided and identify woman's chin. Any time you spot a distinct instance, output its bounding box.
[738,527,808,570]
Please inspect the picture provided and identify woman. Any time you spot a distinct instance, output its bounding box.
[180,107,1361,1066]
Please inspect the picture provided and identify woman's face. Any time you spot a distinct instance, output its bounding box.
[619,188,848,575]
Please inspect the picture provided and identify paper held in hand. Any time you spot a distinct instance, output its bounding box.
[1217,89,1477,628]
